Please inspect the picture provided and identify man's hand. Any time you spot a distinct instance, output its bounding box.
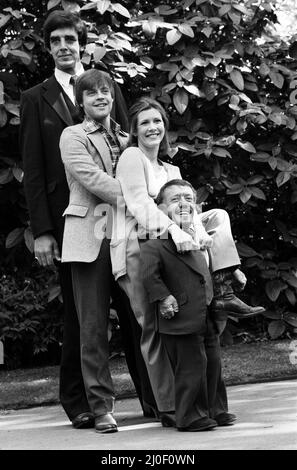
[34,234,61,267]
[159,295,179,320]
[233,268,247,291]
[169,224,199,253]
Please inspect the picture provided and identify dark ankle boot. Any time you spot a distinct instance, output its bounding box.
[211,269,265,320]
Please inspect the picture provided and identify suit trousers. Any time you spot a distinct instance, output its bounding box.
[161,316,228,429]
[118,236,175,412]
[200,209,240,272]
[58,261,90,420]
[54,218,90,421]
[71,238,115,417]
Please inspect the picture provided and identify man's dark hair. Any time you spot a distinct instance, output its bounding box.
[43,10,88,49]
[156,179,196,205]
[75,69,114,107]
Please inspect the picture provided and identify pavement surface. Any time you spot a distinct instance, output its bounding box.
[0,379,296,451]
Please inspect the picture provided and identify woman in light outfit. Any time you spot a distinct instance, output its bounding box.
[110,97,212,420]
[111,97,262,420]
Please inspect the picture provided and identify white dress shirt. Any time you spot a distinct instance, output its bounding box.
[54,64,84,104]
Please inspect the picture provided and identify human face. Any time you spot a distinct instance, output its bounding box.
[136,108,165,153]
[49,27,81,75]
[162,185,195,229]
[82,84,113,126]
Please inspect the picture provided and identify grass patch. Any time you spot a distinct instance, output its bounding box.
[0,339,296,410]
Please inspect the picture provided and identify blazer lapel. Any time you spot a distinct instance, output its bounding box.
[43,76,73,127]
[163,239,209,277]
[86,130,113,176]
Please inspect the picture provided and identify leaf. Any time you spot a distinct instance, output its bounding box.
[236,242,261,258]
[269,71,284,89]
[219,4,231,16]
[0,14,10,28]
[5,227,24,249]
[12,167,24,182]
[196,186,209,203]
[142,20,157,38]
[24,227,34,253]
[8,49,31,65]
[268,320,285,339]
[47,0,61,10]
[166,29,182,45]
[173,88,188,114]
[48,285,61,303]
[265,280,287,301]
[247,175,264,185]
[97,0,111,15]
[140,56,154,69]
[178,24,194,37]
[230,69,244,90]
[112,3,131,18]
[211,147,231,158]
[183,84,201,97]
[284,311,297,326]
[276,172,291,187]
[61,0,80,12]
[0,107,7,127]
[227,183,243,195]
[281,272,297,288]
[249,186,266,200]
[250,152,270,162]
[0,168,12,183]
[93,46,107,62]
[236,139,256,153]
[239,188,252,204]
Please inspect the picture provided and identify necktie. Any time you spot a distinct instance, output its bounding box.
[69,75,77,105]
[69,75,77,86]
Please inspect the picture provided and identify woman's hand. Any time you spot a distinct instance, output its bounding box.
[169,224,200,253]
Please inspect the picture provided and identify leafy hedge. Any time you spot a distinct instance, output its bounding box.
[1,0,297,366]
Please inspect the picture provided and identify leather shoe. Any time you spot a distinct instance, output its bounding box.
[214,412,237,426]
[212,295,265,319]
[178,417,217,432]
[95,413,118,433]
[72,412,94,429]
[160,412,176,428]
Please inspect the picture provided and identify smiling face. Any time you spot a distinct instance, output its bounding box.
[136,108,165,153]
[162,184,195,229]
[49,27,81,75]
[81,84,113,126]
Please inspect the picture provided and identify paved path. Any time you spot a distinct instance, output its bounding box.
[0,379,296,450]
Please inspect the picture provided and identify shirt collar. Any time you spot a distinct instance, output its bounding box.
[54,63,84,87]
[83,116,121,135]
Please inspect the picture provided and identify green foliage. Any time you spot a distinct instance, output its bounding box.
[1,0,297,363]
[0,266,63,368]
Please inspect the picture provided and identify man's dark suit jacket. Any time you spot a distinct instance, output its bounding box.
[20,74,129,243]
[140,238,213,335]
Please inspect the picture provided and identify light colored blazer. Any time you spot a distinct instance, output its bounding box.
[60,121,128,262]
[110,147,181,279]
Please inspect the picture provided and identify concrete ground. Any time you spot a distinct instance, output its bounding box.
[0,379,296,450]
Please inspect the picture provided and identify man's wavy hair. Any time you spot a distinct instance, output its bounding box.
[128,97,170,157]
[75,69,114,109]
[43,10,88,50]
[155,179,196,206]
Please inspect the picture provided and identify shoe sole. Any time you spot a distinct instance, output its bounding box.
[95,426,118,434]
[214,310,264,318]
[178,424,217,432]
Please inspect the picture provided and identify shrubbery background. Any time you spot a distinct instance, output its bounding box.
[1,0,297,367]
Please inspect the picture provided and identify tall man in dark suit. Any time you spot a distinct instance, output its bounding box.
[19,10,155,428]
